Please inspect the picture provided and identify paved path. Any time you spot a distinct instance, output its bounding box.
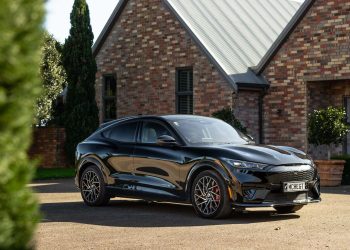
[32,179,350,250]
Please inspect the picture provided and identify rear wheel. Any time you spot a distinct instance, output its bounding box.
[191,170,232,219]
[80,165,110,206]
[274,205,304,214]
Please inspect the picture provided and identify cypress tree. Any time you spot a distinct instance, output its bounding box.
[0,0,43,249]
[63,0,99,163]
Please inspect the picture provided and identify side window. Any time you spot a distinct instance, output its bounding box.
[141,122,172,144]
[103,122,138,143]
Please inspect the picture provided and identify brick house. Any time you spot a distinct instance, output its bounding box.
[93,0,350,158]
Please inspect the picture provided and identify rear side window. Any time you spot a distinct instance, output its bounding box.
[103,122,138,143]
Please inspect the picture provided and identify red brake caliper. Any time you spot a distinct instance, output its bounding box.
[214,186,220,202]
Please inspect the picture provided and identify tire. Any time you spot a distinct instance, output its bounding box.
[274,205,304,214]
[80,165,110,206]
[191,170,232,219]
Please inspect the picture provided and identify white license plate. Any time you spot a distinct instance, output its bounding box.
[283,182,307,192]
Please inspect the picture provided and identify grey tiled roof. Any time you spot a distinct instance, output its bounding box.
[93,0,313,89]
[166,0,303,76]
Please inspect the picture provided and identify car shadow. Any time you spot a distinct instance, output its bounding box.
[35,178,301,227]
[40,199,300,228]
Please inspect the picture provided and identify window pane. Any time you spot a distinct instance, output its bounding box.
[104,122,138,142]
[345,97,350,124]
[103,75,117,121]
[141,122,172,144]
[177,68,193,114]
[104,99,116,120]
[104,76,116,97]
[178,69,193,92]
[178,95,193,114]
[171,117,249,145]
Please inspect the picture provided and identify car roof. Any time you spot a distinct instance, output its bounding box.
[99,115,215,127]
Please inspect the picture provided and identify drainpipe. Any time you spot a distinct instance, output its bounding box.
[259,88,268,144]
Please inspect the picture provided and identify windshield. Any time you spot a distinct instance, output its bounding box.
[170,117,251,145]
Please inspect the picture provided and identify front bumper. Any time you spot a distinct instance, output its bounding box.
[227,164,321,207]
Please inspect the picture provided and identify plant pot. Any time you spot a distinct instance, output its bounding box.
[314,160,345,187]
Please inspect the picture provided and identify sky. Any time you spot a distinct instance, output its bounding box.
[45,0,305,43]
[45,0,119,43]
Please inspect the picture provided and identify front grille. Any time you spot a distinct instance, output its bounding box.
[267,168,315,183]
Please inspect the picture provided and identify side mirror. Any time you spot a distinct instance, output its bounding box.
[246,134,254,141]
[157,135,178,147]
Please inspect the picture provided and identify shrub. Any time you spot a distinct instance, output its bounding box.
[212,107,247,134]
[331,155,350,185]
[0,0,43,249]
[308,107,349,159]
[63,0,99,163]
[35,32,66,126]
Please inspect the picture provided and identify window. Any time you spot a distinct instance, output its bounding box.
[345,97,350,124]
[344,97,350,154]
[141,122,172,144]
[103,122,138,143]
[176,68,193,114]
[171,117,249,145]
[103,75,117,121]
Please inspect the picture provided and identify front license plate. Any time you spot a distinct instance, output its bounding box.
[283,182,307,193]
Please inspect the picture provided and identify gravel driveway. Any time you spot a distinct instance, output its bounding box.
[32,179,350,250]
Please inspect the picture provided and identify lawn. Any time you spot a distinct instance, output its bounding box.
[34,168,76,180]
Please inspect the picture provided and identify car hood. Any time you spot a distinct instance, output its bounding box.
[211,144,312,166]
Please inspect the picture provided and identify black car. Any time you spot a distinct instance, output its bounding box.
[75,115,321,219]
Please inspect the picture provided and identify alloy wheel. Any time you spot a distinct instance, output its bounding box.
[81,171,101,203]
[194,176,221,216]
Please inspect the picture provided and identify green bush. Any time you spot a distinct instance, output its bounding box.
[0,0,43,249]
[212,107,247,134]
[35,32,66,126]
[331,155,350,185]
[63,0,99,163]
[308,107,349,159]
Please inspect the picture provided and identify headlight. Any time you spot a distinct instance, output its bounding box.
[222,158,268,170]
[307,155,316,168]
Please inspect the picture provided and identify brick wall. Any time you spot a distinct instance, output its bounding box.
[263,0,350,154]
[29,128,67,168]
[95,0,233,121]
[235,90,261,142]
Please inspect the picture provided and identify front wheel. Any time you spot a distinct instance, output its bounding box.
[274,205,304,214]
[80,165,110,206]
[191,170,232,219]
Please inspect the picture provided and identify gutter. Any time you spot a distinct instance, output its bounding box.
[92,0,128,57]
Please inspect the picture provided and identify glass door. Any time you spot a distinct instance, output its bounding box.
[344,97,350,154]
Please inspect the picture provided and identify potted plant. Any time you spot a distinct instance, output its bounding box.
[308,107,350,186]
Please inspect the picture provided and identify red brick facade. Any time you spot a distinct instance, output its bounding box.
[95,0,233,119]
[263,0,350,156]
[235,90,261,141]
[29,128,67,168]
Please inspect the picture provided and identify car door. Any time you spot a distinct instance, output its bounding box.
[101,120,139,191]
[133,120,184,200]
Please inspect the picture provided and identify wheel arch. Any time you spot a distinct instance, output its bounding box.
[185,160,232,198]
[76,156,110,187]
